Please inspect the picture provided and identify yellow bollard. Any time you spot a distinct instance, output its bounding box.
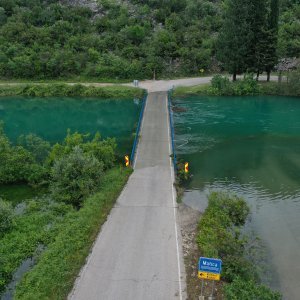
[184,162,189,173]
[125,155,130,167]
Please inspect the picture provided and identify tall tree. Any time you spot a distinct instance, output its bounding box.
[245,0,270,79]
[265,0,280,81]
[217,0,251,80]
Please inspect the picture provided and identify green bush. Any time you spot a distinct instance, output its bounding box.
[211,75,259,96]
[197,192,250,274]
[17,134,51,164]
[27,164,50,187]
[48,130,116,170]
[197,192,281,298]
[15,168,131,300]
[3,84,145,99]
[260,70,300,97]
[0,123,36,184]
[0,197,72,294]
[174,75,260,97]
[50,147,103,208]
[0,145,35,184]
[224,277,281,300]
[83,134,116,170]
[211,75,233,94]
[0,199,14,236]
[233,74,260,96]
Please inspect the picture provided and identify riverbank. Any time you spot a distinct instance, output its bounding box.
[0,167,131,299]
[178,193,282,299]
[174,82,300,98]
[0,122,135,299]
[173,77,299,98]
[0,83,144,99]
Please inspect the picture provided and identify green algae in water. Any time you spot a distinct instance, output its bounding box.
[0,97,142,155]
[173,95,300,299]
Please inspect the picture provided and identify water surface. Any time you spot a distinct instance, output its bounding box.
[0,97,142,155]
[173,96,300,300]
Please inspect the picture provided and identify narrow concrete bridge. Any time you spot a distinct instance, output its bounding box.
[69,91,186,300]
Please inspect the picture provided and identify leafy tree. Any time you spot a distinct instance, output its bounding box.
[0,7,7,26]
[0,0,297,79]
[217,0,250,80]
[278,3,300,57]
[245,0,270,78]
[48,130,116,170]
[50,146,103,208]
[265,0,280,81]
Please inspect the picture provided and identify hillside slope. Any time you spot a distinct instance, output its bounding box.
[0,0,299,79]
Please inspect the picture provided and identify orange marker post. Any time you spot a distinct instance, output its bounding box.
[125,155,130,167]
[184,162,189,173]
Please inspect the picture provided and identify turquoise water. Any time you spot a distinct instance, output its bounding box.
[173,96,300,300]
[0,97,142,155]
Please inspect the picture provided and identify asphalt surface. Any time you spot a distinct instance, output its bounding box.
[124,75,280,92]
[69,92,186,300]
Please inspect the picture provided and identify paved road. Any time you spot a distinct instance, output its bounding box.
[125,75,280,92]
[0,75,280,92]
[69,92,186,300]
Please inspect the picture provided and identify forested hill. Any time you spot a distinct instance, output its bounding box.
[0,0,299,79]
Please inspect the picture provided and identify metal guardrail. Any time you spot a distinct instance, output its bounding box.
[130,92,147,167]
[168,89,177,174]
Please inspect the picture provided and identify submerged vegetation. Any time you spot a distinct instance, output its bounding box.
[198,192,281,299]
[0,84,144,98]
[0,124,131,298]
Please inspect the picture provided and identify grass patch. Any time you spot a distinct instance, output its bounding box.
[173,84,211,97]
[14,167,131,300]
[259,81,300,97]
[0,77,130,84]
[0,84,144,99]
[0,197,72,295]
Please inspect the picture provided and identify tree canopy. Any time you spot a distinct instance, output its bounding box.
[0,0,298,79]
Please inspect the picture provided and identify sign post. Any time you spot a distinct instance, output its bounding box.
[198,257,222,299]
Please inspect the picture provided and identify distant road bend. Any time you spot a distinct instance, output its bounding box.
[69,91,186,299]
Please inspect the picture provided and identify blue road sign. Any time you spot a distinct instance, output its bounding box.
[199,257,222,274]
